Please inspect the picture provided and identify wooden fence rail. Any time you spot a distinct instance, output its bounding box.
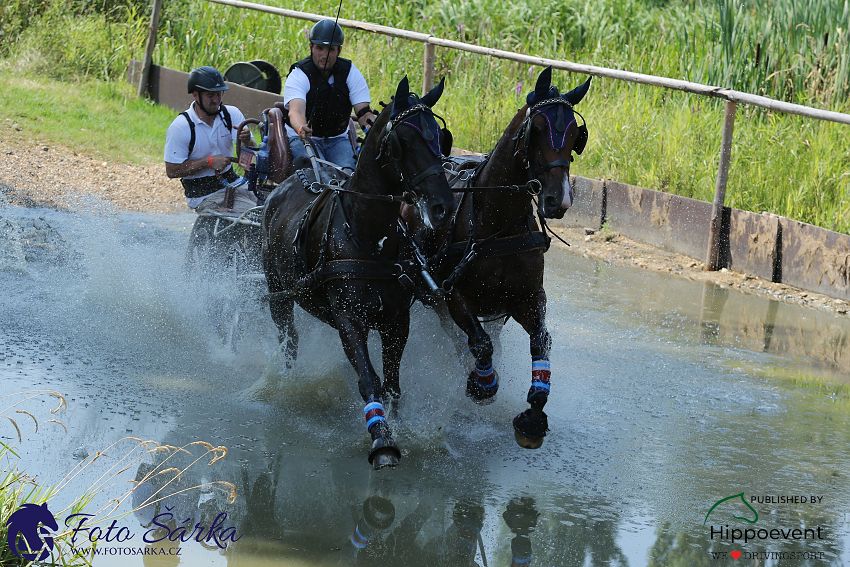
[140,0,850,271]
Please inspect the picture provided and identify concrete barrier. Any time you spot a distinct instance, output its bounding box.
[562,175,605,229]
[604,180,713,261]
[779,218,850,301]
[128,61,283,121]
[127,62,849,303]
[558,176,850,301]
[727,209,780,282]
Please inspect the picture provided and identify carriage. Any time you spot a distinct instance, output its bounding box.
[182,102,361,350]
[183,69,592,467]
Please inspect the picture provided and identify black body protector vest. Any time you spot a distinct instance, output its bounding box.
[289,56,353,138]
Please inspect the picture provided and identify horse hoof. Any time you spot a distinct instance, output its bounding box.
[368,437,401,470]
[466,370,498,405]
[512,410,548,449]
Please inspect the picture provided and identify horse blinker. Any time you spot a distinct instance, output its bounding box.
[440,128,453,157]
[573,123,588,155]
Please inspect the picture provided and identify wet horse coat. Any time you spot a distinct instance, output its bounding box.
[262,77,456,468]
[409,67,592,448]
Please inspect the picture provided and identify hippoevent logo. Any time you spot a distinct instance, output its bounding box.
[704,492,827,560]
[6,502,58,561]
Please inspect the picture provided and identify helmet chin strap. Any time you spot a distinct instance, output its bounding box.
[195,98,219,118]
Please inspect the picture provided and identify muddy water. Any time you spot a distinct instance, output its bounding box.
[2,205,849,566]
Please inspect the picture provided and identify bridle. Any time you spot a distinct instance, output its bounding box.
[512,97,588,182]
[376,102,447,205]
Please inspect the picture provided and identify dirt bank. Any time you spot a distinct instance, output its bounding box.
[2,131,849,319]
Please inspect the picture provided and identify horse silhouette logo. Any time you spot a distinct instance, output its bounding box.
[704,492,759,526]
[6,502,59,561]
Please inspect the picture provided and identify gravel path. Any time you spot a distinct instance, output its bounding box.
[2,129,848,319]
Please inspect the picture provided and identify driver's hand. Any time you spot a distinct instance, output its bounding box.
[237,128,252,145]
[210,154,229,173]
[298,124,313,141]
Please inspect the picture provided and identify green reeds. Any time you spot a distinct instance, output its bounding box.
[1,391,235,567]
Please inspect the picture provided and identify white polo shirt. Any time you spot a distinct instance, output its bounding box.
[164,103,246,178]
[282,63,370,139]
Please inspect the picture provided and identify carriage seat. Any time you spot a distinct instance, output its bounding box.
[272,102,359,158]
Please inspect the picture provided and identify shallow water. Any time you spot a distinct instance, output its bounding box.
[2,204,849,566]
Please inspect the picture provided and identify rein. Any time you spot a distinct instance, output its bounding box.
[264,105,448,301]
[425,101,582,293]
[450,179,543,194]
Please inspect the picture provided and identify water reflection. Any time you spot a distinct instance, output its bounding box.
[699,281,729,346]
[549,255,850,384]
[4,207,850,566]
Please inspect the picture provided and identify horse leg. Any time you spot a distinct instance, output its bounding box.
[434,300,474,367]
[445,294,499,404]
[267,283,298,367]
[378,310,409,419]
[509,289,551,449]
[336,316,401,470]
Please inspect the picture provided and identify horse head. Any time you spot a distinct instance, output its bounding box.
[359,76,456,230]
[517,66,592,219]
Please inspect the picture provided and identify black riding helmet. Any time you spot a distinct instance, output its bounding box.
[187,66,229,94]
[309,19,344,46]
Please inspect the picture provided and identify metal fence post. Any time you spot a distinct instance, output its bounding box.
[138,0,163,98]
[423,42,435,95]
[705,100,736,271]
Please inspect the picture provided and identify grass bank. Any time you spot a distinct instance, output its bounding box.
[1,0,848,232]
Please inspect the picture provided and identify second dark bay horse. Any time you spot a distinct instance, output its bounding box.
[262,77,456,469]
[406,66,592,450]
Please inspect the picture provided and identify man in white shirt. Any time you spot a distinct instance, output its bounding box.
[164,66,255,212]
[283,19,376,170]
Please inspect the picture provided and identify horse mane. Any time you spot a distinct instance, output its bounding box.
[346,99,400,195]
[484,104,528,167]
[357,102,393,163]
[505,104,529,140]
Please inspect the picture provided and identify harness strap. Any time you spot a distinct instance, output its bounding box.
[407,164,445,188]
[182,106,232,156]
[443,231,550,259]
[264,259,400,301]
[536,158,572,174]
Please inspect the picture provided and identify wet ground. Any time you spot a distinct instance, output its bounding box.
[2,204,850,566]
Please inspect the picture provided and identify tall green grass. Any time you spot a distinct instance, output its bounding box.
[1,0,849,232]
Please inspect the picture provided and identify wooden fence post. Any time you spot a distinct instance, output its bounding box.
[138,0,163,98]
[705,100,736,271]
[422,42,435,95]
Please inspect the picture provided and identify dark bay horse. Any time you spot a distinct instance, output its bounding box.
[406,66,592,449]
[262,77,456,469]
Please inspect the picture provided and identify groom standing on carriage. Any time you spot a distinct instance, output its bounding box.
[283,19,377,170]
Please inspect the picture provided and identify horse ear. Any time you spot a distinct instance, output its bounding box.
[535,66,552,96]
[564,76,592,106]
[395,76,411,107]
[526,66,553,106]
[420,77,445,108]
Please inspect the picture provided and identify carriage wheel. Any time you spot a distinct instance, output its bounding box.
[220,227,265,352]
[220,241,250,351]
[184,216,217,280]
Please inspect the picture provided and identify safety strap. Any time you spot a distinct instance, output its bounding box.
[181,105,232,155]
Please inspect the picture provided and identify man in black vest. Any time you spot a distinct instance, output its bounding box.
[283,19,376,170]
[164,66,255,212]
